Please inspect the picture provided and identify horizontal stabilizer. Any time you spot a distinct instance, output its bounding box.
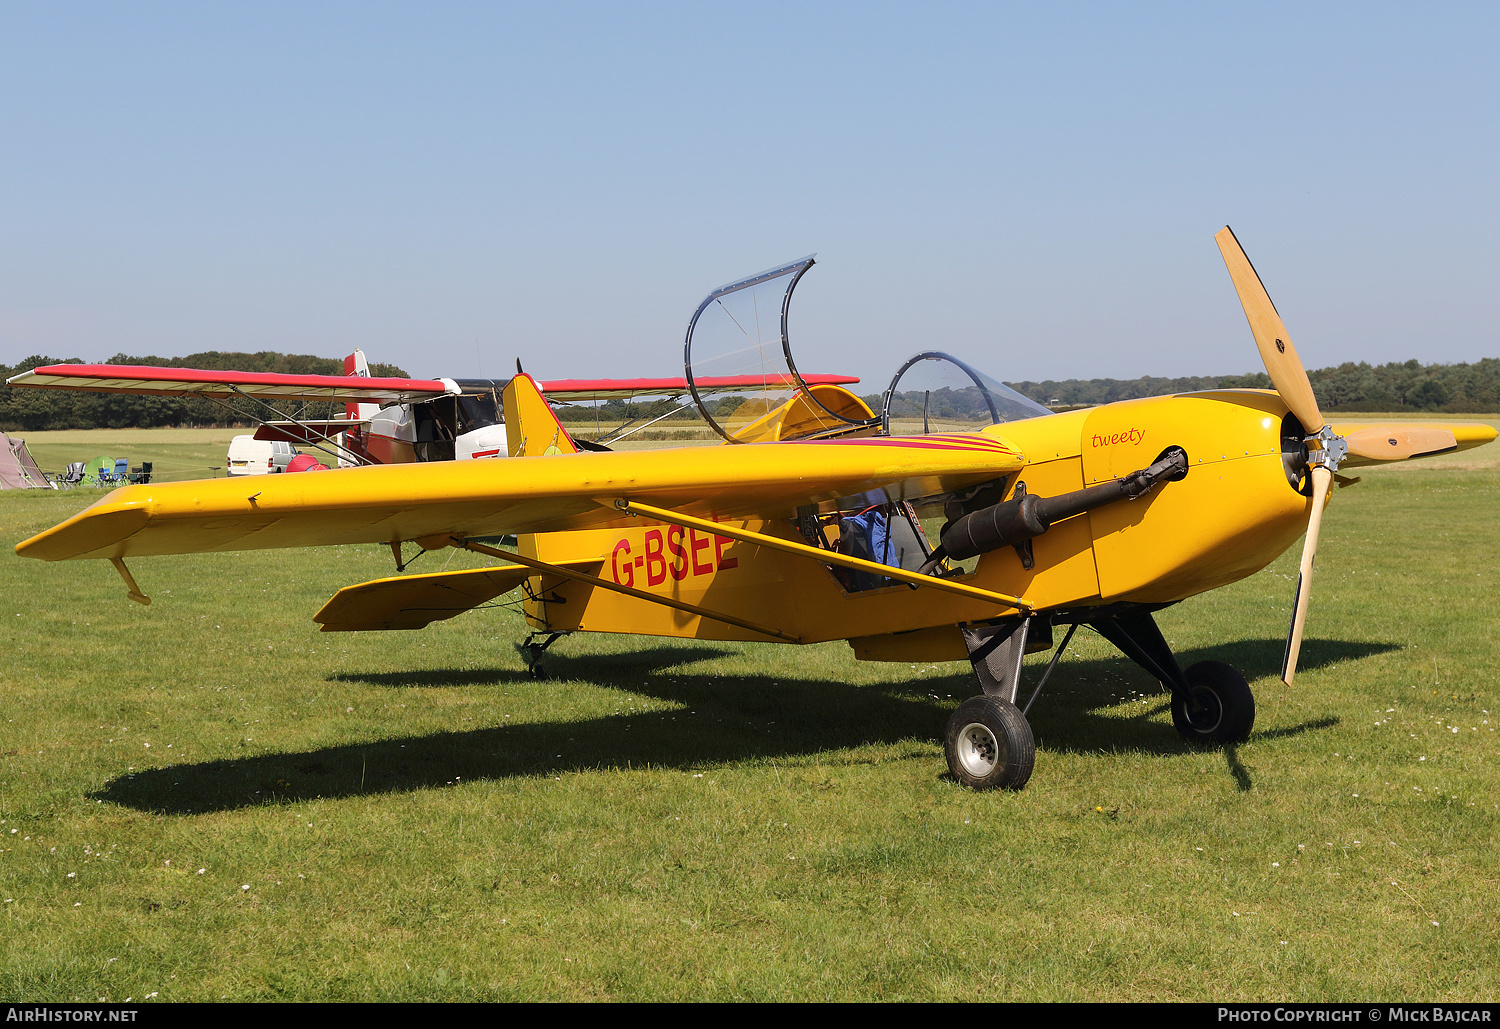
[314,560,600,631]
[255,420,365,445]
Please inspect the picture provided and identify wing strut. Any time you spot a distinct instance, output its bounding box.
[452,539,801,642]
[222,386,373,467]
[190,385,373,467]
[610,500,1033,614]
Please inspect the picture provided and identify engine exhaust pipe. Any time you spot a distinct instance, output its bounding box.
[936,446,1188,564]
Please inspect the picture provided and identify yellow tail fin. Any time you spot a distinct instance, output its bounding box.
[501,373,579,457]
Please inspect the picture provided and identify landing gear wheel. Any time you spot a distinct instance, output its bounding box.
[1171,661,1254,744]
[944,695,1036,791]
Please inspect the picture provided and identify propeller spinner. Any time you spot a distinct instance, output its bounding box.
[1213,227,1456,686]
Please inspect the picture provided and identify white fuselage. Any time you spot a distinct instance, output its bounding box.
[341,404,508,466]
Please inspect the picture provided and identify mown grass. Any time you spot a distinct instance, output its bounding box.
[1,422,1497,1001]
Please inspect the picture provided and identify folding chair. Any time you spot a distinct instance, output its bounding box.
[53,462,87,489]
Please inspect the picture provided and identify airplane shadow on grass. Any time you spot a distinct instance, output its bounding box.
[91,636,1392,815]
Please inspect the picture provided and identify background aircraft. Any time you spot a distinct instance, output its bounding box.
[15,238,1495,791]
[8,350,860,469]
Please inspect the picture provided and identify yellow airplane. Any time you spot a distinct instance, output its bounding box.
[16,233,1495,791]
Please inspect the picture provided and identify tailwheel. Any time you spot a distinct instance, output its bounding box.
[944,695,1036,791]
[520,632,565,680]
[525,642,549,679]
[1171,660,1255,744]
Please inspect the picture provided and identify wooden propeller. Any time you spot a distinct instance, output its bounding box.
[1215,227,1470,685]
[1280,464,1331,686]
[1215,226,1474,684]
[1216,226,1336,686]
[1215,226,1325,436]
[1344,426,1457,461]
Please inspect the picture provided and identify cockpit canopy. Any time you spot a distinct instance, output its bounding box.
[683,256,1050,443]
[880,351,1051,433]
[684,255,878,442]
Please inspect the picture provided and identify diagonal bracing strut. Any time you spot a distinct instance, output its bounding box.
[610,499,1032,615]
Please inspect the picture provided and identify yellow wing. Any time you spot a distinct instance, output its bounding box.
[16,433,1024,562]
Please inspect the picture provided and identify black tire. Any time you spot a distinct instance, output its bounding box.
[1171,661,1254,744]
[944,695,1036,790]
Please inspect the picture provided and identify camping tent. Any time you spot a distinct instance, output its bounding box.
[0,432,52,489]
[83,455,114,485]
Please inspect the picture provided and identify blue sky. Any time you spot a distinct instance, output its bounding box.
[2,2,1496,387]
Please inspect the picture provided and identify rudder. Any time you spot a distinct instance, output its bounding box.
[501,373,580,457]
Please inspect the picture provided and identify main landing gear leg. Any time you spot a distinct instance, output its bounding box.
[945,619,1037,790]
[1088,609,1254,744]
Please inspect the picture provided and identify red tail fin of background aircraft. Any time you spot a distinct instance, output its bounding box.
[343,349,375,422]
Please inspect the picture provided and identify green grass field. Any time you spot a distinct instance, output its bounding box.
[2,422,1497,1001]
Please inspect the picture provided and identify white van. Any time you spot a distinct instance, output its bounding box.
[227,435,296,476]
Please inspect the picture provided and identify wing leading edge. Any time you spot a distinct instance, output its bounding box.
[7,364,859,405]
[17,434,1024,563]
[6,365,455,405]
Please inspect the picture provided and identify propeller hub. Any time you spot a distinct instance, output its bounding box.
[1306,425,1348,472]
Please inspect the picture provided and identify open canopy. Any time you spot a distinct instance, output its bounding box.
[685,256,879,442]
[685,257,1052,442]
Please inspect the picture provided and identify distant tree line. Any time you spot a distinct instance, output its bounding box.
[1,352,1494,431]
[0,352,409,431]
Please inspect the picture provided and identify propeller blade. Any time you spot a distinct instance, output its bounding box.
[1344,426,1458,461]
[1214,226,1325,433]
[1282,464,1333,686]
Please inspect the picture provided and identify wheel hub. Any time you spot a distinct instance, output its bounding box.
[957,722,1000,776]
[1185,687,1224,733]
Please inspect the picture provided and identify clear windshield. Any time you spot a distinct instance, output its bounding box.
[881,351,1051,434]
